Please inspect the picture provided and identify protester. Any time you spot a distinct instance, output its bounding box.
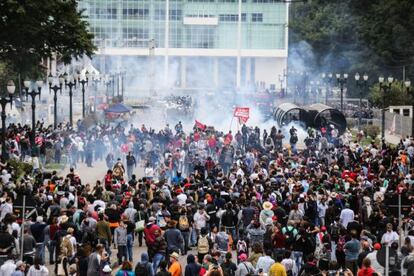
[0,118,414,276]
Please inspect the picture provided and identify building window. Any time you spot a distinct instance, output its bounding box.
[169,9,182,20]
[219,14,246,22]
[122,9,149,19]
[188,0,215,2]
[154,9,165,20]
[96,8,117,19]
[186,26,215,48]
[252,0,280,2]
[122,28,149,47]
[251,13,263,22]
[185,14,215,18]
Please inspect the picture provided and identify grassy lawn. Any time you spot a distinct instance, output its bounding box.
[43,163,65,171]
[349,129,381,147]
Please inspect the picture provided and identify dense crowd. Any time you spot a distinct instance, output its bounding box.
[0,118,414,276]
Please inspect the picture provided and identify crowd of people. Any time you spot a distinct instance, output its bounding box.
[0,117,414,276]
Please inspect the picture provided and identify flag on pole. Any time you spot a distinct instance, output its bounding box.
[234,107,250,124]
[195,120,206,130]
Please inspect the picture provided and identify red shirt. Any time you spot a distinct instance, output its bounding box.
[144,223,161,245]
[194,132,200,142]
[357,267,376,276]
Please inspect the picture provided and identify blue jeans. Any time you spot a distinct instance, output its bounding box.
[117,245,128,264]
[190,228,197,247]
[35,243,45,264]
[153,253,165,273]
[127,234,133,261]
[99,238,112,257]
[181,231,190,254]
[47,241,56,264]
[292,251,303,276]
[225,226,237,243]
[127,165,134,180]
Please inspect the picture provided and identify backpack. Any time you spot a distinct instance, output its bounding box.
[198,235,210,254]
[135,262,150,276]
[60,236,73,257]
[216,232,229,252]
[178,215,189,231]
[284,226,296,247]
[221,262,235,276]
[330,223,341,242]
[237,240,247,254]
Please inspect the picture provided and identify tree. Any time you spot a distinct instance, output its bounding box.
[369,80,412,108]
[288,0,414,97]
[0,0,96,79]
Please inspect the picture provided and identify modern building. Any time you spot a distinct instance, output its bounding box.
[78,0,289,92]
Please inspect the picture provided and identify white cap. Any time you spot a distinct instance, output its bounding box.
[102,265,112,272]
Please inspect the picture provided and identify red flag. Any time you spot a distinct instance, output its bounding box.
[234,107,250,123]
[195,120,206,130]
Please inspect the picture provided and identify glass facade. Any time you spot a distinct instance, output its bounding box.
[79,0,287,50]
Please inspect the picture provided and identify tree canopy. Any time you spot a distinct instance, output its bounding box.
[0,0,96,80]
[288,0,414,100]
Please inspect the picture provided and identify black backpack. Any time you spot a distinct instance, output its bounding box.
[284,227,296,247]
[135,262,150,275]
[221,262,235,276]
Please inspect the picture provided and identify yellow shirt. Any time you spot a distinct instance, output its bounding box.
[168,261,182,276]
[269,262,287,276]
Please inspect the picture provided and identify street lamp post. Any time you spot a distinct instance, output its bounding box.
[1,81,15,160]
[321,73,333,105]
[121,71,125,100]
[92,72,100,113]
[77,71,89,118]
[405,80,413,137]
[336,73,348,112]
[379,76,394,140]
[64,73,78,127]
[112,74,115,97]
[48,74,64,129]
[23,79,43,154]
[354,72,369,130]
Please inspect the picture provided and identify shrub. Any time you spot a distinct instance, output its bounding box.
[363,125,380,139]
[8,159,33,178]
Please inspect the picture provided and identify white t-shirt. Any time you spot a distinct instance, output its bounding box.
[340,208,354,228]
[0,260,16,276]
[381,231,399,245]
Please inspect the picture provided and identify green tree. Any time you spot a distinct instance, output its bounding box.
[0,0,96,79]
[289,0,414,97]
[369,80,412,108]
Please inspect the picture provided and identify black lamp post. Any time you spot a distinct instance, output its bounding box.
[321,73,334,105]
[336,73,348,112]
[77,71,89,118]
[405,80,413,138]
[23,79,43,154]
[104,74,111,98]
[379,76,394,140]
[64,73,78,127]
[1,80,15,160]
[112,74,115,97]
[354,72,369,130]
[48,74,64,129]
[92,72,101,113]
[121,71,126,100]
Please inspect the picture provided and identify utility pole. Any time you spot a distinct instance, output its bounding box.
[149,39,156,96]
